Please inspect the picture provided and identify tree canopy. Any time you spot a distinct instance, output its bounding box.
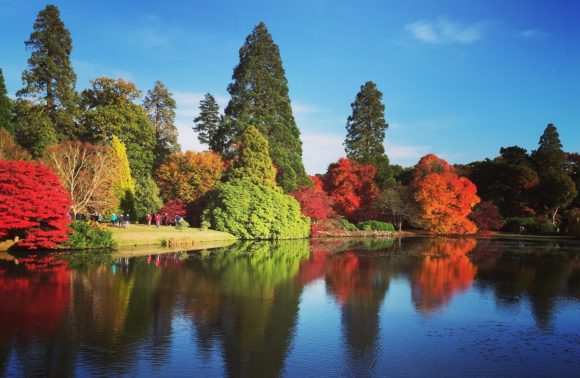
[17,4,78,140]
[223,22,307,192]
[143,81,180,169]
[345,81,393,188]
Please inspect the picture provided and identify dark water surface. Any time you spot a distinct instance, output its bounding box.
[1,237,580,377]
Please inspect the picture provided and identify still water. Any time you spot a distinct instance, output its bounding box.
[1,237,580,377]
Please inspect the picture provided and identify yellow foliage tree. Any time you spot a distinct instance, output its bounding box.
[109,135,135,200]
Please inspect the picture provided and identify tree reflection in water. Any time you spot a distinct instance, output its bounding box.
[0,237,579,377]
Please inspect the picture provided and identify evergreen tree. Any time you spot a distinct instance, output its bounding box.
[17,4,78,140]
[193,93,223,153]
[532,123,566,172]
[532,124,576,222]
[344,81,393,188]
[0,69,13,134]
[109,135,135,201]
[223,22,307,192]
[143,81,180,168]
[228,125,277,189]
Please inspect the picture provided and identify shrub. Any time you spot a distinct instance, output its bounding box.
[62,221,115,249]
[175,219,190,230]
[503,217,557,235]
[336,218,358,231]
[0,161,72,249]
[358,220,395,232]
[202,179,310,239]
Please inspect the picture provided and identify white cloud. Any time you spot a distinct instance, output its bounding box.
[301,132,345,174]
[518,29,549,38]
[292,101,325,118]
[406,17,485,44]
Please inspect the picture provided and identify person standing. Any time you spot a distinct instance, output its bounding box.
[155,213,161,228]
[147,213,152,226]
[125,214,130,228]
[111,213,117,226]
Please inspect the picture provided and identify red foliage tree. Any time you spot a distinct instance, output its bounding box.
[290,179,336,222]
[412,154,480,234]
[469,200,504,231]
[158,199,188,224]
[324,158,379,221]
[0,161,72,249]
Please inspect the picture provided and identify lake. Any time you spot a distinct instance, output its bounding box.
[1,237,579,377]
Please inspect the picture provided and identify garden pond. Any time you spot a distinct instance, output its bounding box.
[1,236,580,377]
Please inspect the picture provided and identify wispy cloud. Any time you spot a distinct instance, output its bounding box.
[292,101,325,118]
[406,17,485,44]
[517,29,550,38]
[173,91,229,118]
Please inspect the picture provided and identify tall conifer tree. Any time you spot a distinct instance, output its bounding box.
[0,69,13,134]
[193,93,223,153]
[143,81,180,169]
[223,22,307,192]
[17,4,78,140]
[345,81,393,188]
[532,124,576,222]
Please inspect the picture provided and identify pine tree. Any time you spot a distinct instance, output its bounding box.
[193,93,223,153]
[344,81,393,188]
[532,123,566,172]
[223,22,307,192]
[143,81,180,168]
[228,125,278,189]
[532,123,576,222]
[17,4,78,140]
[0,69,13,134]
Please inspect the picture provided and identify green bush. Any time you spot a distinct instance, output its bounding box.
[175,218,190,230]
[62,221,115,249]
[336,218,358,231]
[503,217,557,235]
[358,221,395,232]
[202,179,311,239]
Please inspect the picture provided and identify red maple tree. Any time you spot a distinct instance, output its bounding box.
[0,161,72,249]
[159,199,188,222]
[412,154,480,234]
[324,158,379,221]
[290,178,336,222]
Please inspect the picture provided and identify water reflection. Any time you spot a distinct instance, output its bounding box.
[0,237,579,377]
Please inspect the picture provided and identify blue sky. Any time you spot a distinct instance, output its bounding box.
[1,0,578,173]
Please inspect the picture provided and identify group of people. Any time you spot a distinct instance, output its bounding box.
[146,213,183,228]
[110,213,131,228]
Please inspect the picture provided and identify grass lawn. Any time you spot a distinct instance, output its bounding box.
[109,224,237,247]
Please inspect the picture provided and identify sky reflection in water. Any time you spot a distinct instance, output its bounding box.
[1,237,579,377]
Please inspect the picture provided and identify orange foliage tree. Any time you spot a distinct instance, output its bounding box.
[155,151,225,203]
[324,158,379,221]
[412,154,480,234]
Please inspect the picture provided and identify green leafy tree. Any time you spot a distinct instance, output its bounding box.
[228,125,277,189]
[345,81,393,188]
[223,22,308,192]
[532,124,576,222]
[193,93,223,153]
[17,4,79,140]
[81,77,156,183]
[0,69,13,134]
[12,99,57,158]
[143,81,180,169]
[134,175,163,221]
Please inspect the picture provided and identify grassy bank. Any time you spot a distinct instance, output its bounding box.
[109,224,236,248]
